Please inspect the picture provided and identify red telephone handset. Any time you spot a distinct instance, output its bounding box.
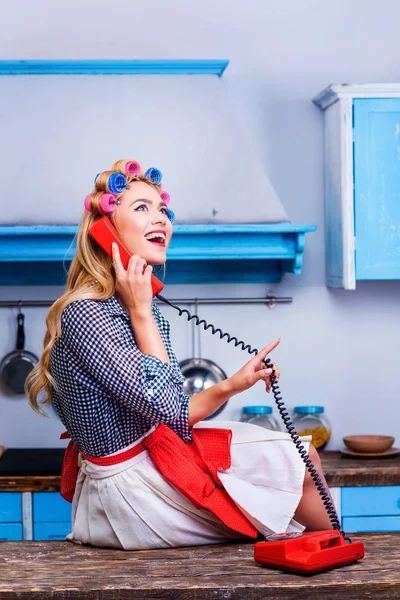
[89,216,164,297]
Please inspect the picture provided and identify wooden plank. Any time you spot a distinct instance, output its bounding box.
[0,534,398,599]
[320,451,400,487]
[2,451,400,491]
[0,477,60,493]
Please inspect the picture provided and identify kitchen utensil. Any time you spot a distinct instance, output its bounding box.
[179,301,228,419]
[343,435,394,454]
[340,447,400,459]
[0,308,39,394]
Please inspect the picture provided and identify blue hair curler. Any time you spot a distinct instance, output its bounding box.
[108,173,127,194]
[167,209,175,224]
[94,173,101,184]
[144,167,162,186]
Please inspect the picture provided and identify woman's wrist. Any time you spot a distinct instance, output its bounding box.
[188,378,235,426]
[129,308,153,323]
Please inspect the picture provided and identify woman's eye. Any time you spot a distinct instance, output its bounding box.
[135,205,148,211]
[160,208,168,215]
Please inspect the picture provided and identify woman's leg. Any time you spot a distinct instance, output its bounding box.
[293,444,336,531]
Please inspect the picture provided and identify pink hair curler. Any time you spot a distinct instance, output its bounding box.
[125,161,141,176]
[84,194,92,212]
[99,193,118,214]
[160,191,170,205]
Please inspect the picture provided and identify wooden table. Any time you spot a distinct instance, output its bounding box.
[0,533,398,599]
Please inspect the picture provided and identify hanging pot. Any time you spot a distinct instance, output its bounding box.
[179,357,228,420]
[0,310,39,394]
[179,302,229,419]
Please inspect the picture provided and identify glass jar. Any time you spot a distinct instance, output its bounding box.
[292,406,331,450]
[240,406,281,431]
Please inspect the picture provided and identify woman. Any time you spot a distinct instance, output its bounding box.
[27,159,334,550]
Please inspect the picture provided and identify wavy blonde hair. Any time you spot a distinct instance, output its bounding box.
[26,159,164,415]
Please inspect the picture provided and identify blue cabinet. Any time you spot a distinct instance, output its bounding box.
[0,492,23,540]
[0,523,23,541]
[353,99,400,281]
[314,85,400,289]
[33,522,71,541]
[341,486,400,532]
[32,492,71,541]
[1,485,400,538]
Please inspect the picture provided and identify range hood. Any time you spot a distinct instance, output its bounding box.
[0,60,315,285]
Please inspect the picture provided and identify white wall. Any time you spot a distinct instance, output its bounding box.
[0,0,399,450]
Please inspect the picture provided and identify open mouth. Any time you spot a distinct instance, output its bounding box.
[145,233,166,247]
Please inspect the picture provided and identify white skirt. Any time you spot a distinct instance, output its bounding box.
[67,421,311,550]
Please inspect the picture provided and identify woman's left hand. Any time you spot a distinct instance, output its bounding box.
[265,361,280,393]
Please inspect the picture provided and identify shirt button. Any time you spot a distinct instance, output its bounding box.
[148,388,154,396]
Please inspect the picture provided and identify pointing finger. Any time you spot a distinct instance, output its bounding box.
[255,338,280,363]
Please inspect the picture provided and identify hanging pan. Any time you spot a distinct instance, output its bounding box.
[0,308,39,394]
[179,301,228,420]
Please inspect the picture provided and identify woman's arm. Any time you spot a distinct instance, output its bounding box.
[62,300,191,438]
[188,340,280,426]
[129,312,170,365]
[187,379,233,426]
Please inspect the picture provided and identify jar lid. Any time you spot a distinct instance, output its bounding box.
[242,405,272,415]
[294,406,324,414]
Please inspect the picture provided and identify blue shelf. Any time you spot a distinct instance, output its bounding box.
[0,60,229,77]
[0,224,316,285]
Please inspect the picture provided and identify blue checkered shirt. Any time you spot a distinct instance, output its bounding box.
[50,296,192,456]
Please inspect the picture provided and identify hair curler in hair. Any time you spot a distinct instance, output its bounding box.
[124,161,141,176]
[84,194,92,212]
[107,173,127,194]
[160,191,170,205]
[144,167,162,186]
[99,193,118,214]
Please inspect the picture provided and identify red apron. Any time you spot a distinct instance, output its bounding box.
[60,423,257,539]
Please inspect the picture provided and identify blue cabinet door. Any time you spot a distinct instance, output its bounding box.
[343,516,400,533]
[32,492,72,541]
[33,522,71,541]
[353,98,400,280]
[33,492,72,522]
[0,523,23,540]
[0,493,22,522]
[342,485,400,517]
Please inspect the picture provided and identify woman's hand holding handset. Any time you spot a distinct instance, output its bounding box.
[112,243,154,318]
[111,244,170,365]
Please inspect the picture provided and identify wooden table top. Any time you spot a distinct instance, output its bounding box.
[320,450,400,486]
[0,450,400,491]
[0,533,398,599]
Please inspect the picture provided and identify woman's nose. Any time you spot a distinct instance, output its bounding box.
[153,213,166,224]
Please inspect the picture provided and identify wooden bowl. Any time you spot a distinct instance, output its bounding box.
[343,435,395,454]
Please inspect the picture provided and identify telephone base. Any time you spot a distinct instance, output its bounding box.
[254,530,365,575]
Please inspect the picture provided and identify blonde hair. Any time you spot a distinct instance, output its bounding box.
[26,160,164,415]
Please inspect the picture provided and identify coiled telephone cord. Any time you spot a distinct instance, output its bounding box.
[157,293,349,541]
